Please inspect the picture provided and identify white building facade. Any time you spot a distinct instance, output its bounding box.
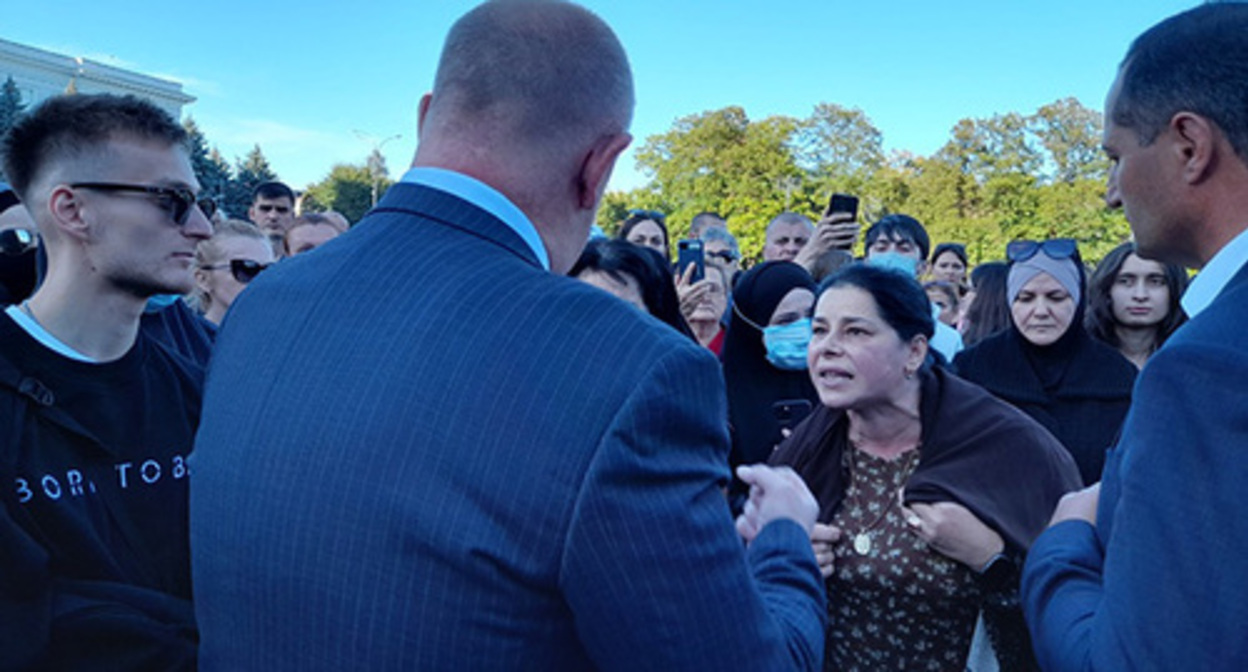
[0,37,194,116]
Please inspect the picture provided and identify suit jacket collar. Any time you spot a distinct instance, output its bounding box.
[371,182,545,271]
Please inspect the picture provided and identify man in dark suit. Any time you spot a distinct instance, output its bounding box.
[190,2,826,669]
[1021,5,1248,669]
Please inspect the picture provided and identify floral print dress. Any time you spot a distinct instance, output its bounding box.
[825,448,982,672]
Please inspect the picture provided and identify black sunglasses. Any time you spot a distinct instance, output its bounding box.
[1006,238,1077,263]
[201,258,271,284]
[0,228,37,255]
[628,208,666,224]
[707,249,739,263]
[197,196,218,220]
[71,182,200,227]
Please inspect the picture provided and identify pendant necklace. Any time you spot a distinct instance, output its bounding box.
[844,434,920,556]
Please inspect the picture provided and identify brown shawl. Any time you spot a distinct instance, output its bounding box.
[770,366,1082,553]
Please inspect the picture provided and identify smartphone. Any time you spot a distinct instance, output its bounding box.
[772,399,813,433]
[825,193,860,251]
[826,193,859,220]
[677,239,704,283]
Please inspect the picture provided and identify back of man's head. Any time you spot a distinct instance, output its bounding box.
[426,0,634,159]
[1,94,187,202]
[1114,3,1248,162]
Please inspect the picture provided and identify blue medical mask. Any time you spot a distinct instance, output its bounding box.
[868,251,920,278]
[763,318,812,370]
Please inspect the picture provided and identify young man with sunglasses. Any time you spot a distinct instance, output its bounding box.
[0,94,210,669]
[1021,5,1248,669]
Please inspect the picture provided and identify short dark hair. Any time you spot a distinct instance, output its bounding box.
[569,238,693,340]
[818,263,935,343]
[1085,241,1188,349]
[932,242,968,269]
[1113,4,1248,162]
[252,181,294,204]
[1,94,188,199]
[864,214,931,261]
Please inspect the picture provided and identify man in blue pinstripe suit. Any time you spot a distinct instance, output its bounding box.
[189,2,826,669]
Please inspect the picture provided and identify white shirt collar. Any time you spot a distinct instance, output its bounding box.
[1181,226,1248,319]
[398,167,550,270]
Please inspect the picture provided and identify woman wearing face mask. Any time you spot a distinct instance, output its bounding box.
[953,239,1137,486]
[720,261,817,507]
[770,264,1079,672]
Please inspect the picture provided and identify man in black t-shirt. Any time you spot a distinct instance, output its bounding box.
[0,94,211,670]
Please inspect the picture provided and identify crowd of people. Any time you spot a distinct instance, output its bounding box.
[1,1,1246,670]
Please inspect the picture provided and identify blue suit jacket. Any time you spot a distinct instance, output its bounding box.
[1022,260,1248,670]
[190,183,825,670]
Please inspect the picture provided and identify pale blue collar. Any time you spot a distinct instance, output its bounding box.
[398,167,549,270]
[1181,226,1248,319]
[5,304,97,362]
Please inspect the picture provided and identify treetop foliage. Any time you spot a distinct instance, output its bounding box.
[604,97,1128,266]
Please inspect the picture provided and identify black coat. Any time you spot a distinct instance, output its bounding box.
[953,327,1136,485]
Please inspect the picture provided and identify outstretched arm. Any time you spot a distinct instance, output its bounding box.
[561,346,826,671]
[1022,341,1248,670]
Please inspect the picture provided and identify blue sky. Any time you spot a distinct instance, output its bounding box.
[5,0,1197,194]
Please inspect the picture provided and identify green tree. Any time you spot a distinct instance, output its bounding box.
[794,102,885,196]
[0,77,27,181]
[183,117,232,210]
[613,97,1119,268]
[1031,97,1109,184]
[364,148,391,208]
[633,107,806,260]
[304,163,389,223]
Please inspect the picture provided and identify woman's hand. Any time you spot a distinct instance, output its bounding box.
[674,262,711,321]
[903,501,1004,571]
[811,523,841,578]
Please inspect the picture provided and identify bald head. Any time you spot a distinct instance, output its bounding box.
[427,0,633,153]
[414,0,636,275]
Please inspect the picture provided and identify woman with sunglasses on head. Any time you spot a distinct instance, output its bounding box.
[1086,241,1188,369]
[770,264,1080,672]
[953,239,1137,486]
[192,219,274,326]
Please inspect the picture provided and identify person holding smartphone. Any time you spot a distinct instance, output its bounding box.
[794,194,860,276]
